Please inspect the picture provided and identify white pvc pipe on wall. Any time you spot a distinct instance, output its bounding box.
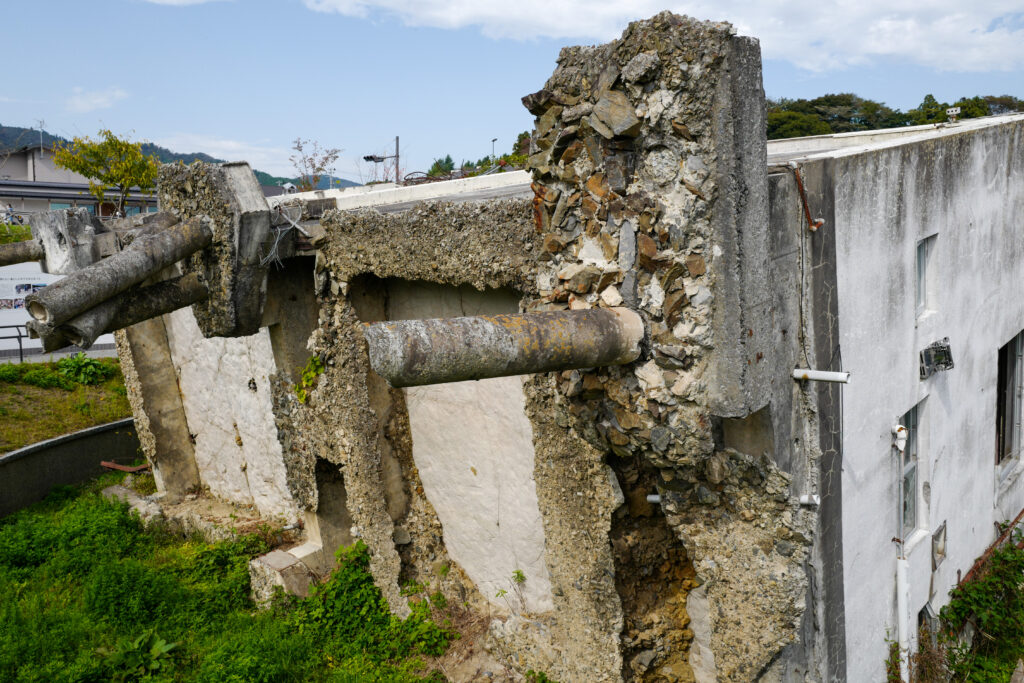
[896,558,911,683]
[792,368,851,383]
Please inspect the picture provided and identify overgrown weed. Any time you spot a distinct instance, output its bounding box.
[0,482,453,681]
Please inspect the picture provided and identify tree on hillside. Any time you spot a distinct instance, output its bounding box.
[427,155,455,177]
[766,111,832,139]
[766,93,910,139]
[52,130,159,214]
[290,138,341,192]
[984,95,1024,115]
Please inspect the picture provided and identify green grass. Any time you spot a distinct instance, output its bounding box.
[0,480,452,682]
[0,224,32,244]
[0,357,132,453]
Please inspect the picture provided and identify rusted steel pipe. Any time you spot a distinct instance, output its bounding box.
[364,307,644,388]
[0,239,44,267]
[25,216,213,327]
[60,273,209,348]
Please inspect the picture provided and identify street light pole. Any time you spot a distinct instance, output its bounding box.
[491,137,497,163]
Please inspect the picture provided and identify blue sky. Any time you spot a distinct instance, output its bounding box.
[4,1,1022,182]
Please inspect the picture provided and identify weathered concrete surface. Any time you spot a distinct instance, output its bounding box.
[157,161,271,337]
[365,308,643,387]
[26,216,211,327]
[0,238,44,267]
[31,207,99,274]
[116,320,201,497]
[387,281,555,615]
[523,12,813,680]
[0,419,139,517]
[249,550,315,604]
[820,116,1024,682]
[163,306,299,521]
[64,272,208,349]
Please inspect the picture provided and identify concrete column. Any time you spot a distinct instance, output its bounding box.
[0,239,44,266]
[25,216,212,327]
[63,273,209,348]
[364,308,643,387]
[119,317,201,498]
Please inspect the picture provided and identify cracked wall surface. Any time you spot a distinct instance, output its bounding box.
[118,12,827,682]
[520,12,815,680]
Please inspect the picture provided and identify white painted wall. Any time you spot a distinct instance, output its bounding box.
[163,307,299,521]
[387,281,555,614]
[828,118,1024,680]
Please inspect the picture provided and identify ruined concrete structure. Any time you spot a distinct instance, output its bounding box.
[6,10,1022,682]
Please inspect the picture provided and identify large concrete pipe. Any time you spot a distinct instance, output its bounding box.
[0,239,44,267]
[364,307,644,387]
[62,273,209,349]
[25,216,210,327]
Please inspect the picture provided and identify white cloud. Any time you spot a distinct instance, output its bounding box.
[301,1,1024,72]
[65,86,128,113]
[153,134,295,177]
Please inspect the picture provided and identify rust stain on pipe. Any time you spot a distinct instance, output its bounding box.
[364,307,644,388]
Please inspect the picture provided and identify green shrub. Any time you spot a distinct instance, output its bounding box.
[20,367,75,391]
[940,527,1024,680]
[57,353,116,385]
[0,363,27,383]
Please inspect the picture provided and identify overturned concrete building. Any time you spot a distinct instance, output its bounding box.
[6,11,1024,682]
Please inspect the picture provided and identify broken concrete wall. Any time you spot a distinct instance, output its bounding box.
[522,12,815,681]
[116,12,824,682]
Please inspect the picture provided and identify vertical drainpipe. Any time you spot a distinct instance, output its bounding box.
[894,424,911,682]
[896,557,910,682]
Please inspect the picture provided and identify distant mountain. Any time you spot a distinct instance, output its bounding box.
[0,124,359,190]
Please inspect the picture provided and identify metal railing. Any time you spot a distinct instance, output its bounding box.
[0,324,28,363]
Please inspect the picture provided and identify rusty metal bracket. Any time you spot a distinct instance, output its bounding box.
[789,163,825,232]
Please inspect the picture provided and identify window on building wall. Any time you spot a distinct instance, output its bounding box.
[901,405,920,536]
[916,235,937,316]
[48,202,95,214]
[996,332,1024,466]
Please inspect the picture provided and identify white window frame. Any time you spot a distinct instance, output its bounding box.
[901,405,920,538]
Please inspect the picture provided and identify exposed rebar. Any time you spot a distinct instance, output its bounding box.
[25,216,213,327]
[363,307,644,388]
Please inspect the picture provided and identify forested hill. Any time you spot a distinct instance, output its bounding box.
[767,93,1023,139]
[0,125,356,189]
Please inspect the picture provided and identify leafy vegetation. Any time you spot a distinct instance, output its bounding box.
[767,93,1023,139]
[0,358,131,452]
[57,352,118,385]
[891,524,1024,681]
[295,355,325,404]
[52,130,160,214]
[0,481,452,681]
[936,526,1024,681]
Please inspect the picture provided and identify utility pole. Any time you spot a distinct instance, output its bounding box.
[35,120,45,181]
[395,136,400,185]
